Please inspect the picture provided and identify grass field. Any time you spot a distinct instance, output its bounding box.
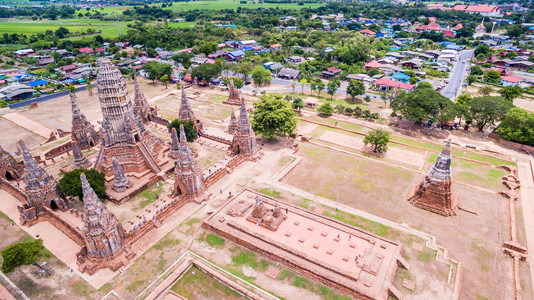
[0,19,134,38]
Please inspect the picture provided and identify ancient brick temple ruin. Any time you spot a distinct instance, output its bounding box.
[70,92,99,150]
[133,77,157,123]
[93,59,171,182]
[18,140,68,220]
[77,173,134,275]
[231,99,257,157]
[227,107,238,135]
[223,79,243,105]
[0,145,22,181]
[172,124,206,201]
[179,86,203,133]
[112,158,132,192]
[203,190,408,300]
[168,127,180,159]
[408,139,459,216]
[72,143,91,170]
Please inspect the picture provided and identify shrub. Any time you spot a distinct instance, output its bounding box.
[58,168,106,200]
[167,120,198,142]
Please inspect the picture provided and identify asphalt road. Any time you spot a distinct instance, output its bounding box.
[441,50,474,100]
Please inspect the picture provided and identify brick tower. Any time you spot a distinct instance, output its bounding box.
[231,99,257,157]
[93,59,168,180]
[169,127,180,159]
[227,107,238,134]
[173,124,205,200]
[19,140,67,213]
[72,143,91,169]
[408,139,459,216]
[179,86,202,132]
[0,144,22,181]
[112,158,131,192]
[133,77,155,123]
[223,79,242,105]
[70,92,99,150]
[79,172,128,266]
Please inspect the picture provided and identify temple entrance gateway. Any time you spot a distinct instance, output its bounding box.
[4,171,14,181]
[50,200,58,211]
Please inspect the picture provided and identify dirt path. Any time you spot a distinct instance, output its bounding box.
[518,158,534,290]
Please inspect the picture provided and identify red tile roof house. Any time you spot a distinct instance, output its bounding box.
[500,76,524,87]
[322,67,342,79]
[78,47,93,54]
[59,64,77,74]
[359,29,376,37]
[364,60,382,71]
[374,78,415,92]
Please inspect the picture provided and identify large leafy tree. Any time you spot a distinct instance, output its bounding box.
[172,53,192,69]
[474,43,491,57]
[499,86,522,102]
[391,86,454,122]
[58,169,106,201]
[346,79,365,102]
[469,96,514,131]
[483,70,501,83]
[1,239,44,273]
[167,120,198,142]
[143,61,173,82]
[317,103,333,116]
[251,66,272,87]
[251,93,297,139]
[327,78,341,100]
[192,63,221,82]
[497,108,534,146]
[364,129,391,153]
[236,61,253,80]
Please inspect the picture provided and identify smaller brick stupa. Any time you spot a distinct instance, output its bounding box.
[0,144,22,181]
[178,86,202,133]
[70,92,99,150]
[223,79,243,105]
[168,127,180,159]
[173,124,206,201]
[227,107,238,134]
[408,139,459,216]
[231,99,257,157]
[72,143,91,169]
[112,158,132,192]
[246,196,287,231]
[133,77,156,123]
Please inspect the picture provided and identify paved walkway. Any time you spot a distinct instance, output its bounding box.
[2,112,54,138]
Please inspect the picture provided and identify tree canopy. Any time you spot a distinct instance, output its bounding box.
[497,108,534,147]
[251,93,297,139]
[391,87,454,122]
[499,86,522,102]
[1,239,46,273]
[317,103,333,116]
[167,120,198,142]
[143,61,173,82]
[58,168,106,201]
[346,79,365,101]
[364,129,391,153]
[192,63,221,82]
[469,96,514,131]
[251,65,272,87]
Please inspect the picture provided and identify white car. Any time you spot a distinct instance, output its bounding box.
[462,60,466,63]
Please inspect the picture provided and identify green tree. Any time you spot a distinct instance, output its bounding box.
[499,86,522,102]
[291,80,297,94]
[54,27,70,39]
[327,78,340,100]
[317,103,333,116]
[251,66,272,87]
[364,95,371,103]
[167,120,198,142]
[475,43,491,57]
[251,93,297,139]
[471,65,484,76]
[58,169,106,201]
[292,97,304,112]
[483,70,501,83]
[160,74,169,89]
[467,75,477,85]
[86,80,93,96]
[479,85,494,96]
[315,79,325,97]
[417,81,434,89]
[143,61,173,82]
[236,61,253,80]
[391,88,454,122]
[191,63,221,82]
[347,79,365,102]
[469,96,514,131]
[497,108,534,146]
[300,78,308,94]
[363,129,391,153]
[1,239,45,273]
[172,53,192,69]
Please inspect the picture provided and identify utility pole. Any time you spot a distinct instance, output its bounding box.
[116,13,123,36]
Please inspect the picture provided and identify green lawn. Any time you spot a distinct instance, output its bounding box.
[0,19,134,38]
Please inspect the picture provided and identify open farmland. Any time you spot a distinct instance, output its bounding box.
[0,19,134,38]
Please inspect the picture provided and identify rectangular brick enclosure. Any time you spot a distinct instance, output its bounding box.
[202,189,406,300]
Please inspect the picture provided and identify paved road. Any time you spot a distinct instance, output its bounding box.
[441,50,474,100]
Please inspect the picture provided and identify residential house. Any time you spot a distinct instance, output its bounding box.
[359,29,376,37]
[28,79,48,88]
[59,64,77,74]
[509,61,533,71]
[227,50,245,61]
[364,60,382,71]
[0,85,35,101]
[14,49,34,58]
[423,50,441,59]
[500,76,524,86]
[208,50,230,59]
[278,68,301,80]
[270,44,282,52]
[322,67,342,79]
[379,64,403,75]
[374,78,415,92]
[236,40,257,50]
[391,72,411,83]
[285,56,306,65]
[400,59,423,70]
[78,47,93,54]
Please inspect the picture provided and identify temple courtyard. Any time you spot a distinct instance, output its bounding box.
[0,77,533,300]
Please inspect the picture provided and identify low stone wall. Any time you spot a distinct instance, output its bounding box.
[199,132,232,145]
[0,178,28,204]
[489,133,534,153]
[41,207,85,246]
[152,116,170,127]
[44,141,73,160]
